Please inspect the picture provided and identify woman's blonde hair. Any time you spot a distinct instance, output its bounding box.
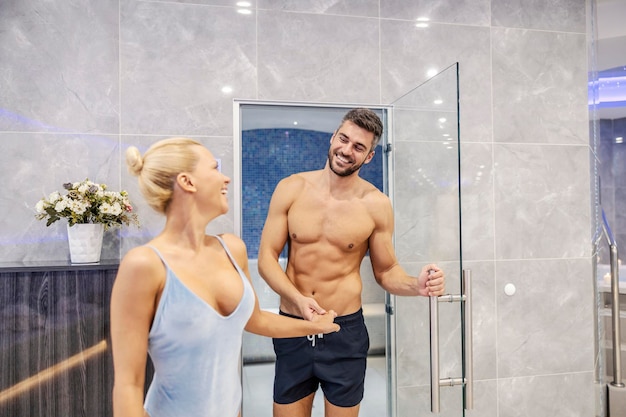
[126,137,203,214]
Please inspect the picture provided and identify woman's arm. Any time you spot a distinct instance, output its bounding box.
[220,233,340,337]
[110,247,164,417]
[245,305,339,337]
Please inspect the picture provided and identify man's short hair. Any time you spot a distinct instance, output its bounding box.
[340,108,383,149]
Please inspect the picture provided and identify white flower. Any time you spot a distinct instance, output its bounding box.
[69,200,89,215]
[48,191,61,203]
[54,199,68,212]
[100,202,123,216]
[78,183,90,194]
[35,179,139,230]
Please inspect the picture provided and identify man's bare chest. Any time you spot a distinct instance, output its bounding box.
[287,196,374,249]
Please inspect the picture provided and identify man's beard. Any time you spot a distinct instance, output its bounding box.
[328,149,365,177]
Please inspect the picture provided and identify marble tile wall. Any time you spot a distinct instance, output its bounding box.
[0,0,594,416]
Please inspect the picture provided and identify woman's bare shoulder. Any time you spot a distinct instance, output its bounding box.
[216,233,249,268]
[116,245,165,287]
[218,233,246,254]
[121,245,161,266]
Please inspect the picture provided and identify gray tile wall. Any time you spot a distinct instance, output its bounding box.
[0,0,594,416]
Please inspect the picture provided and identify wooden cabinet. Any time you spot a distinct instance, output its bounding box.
[0,262,118,417]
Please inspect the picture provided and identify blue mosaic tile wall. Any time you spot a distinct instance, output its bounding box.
[242,128,384,258]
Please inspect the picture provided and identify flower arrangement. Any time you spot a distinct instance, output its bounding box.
[35,179,139,230]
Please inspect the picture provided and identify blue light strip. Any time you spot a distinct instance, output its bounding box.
[589,66,626,108]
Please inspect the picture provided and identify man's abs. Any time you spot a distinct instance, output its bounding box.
[282,268,364,316]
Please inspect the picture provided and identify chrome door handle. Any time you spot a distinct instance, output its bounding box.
[429,269,473,413]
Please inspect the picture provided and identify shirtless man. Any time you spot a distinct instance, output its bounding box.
[258,108,446,417]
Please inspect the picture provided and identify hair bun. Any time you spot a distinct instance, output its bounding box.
[126,146,144,176]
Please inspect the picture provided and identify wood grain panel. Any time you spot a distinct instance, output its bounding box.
[0,268,117,417]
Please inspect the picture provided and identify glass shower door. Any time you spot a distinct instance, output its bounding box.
[387,63,468,417]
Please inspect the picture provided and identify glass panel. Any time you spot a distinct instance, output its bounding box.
[234,102,391,417]
[388,63,464,417]
[591,4,626,414]
[592,80,626,417]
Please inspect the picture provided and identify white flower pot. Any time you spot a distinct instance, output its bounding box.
[67,223,104,263]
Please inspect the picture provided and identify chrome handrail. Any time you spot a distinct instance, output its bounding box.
[602,208,623,388]
[429,269,473,413]
[463,270,474,409]
[429,295,440,412]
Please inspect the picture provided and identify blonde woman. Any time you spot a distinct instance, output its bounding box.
[110,137,339,417]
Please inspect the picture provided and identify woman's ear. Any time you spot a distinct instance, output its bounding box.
[176,173,196,192]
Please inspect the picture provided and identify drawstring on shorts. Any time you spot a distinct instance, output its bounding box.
[307,333,323,347]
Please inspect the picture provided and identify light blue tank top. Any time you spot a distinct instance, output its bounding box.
[143,235,255,417]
